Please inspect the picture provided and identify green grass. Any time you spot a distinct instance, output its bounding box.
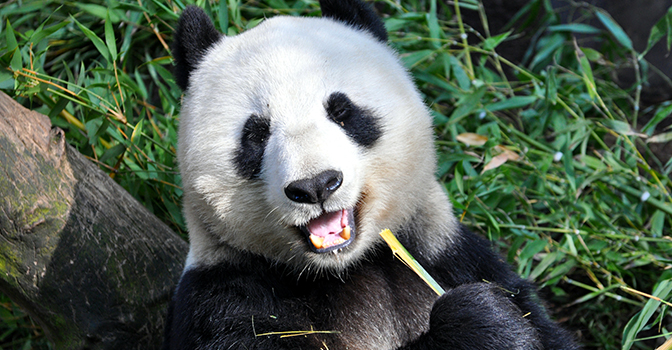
[0,294,51,349]
[1,0,671,349]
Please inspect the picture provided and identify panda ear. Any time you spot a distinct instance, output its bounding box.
[319,0,388,43]
[172,6,222,90]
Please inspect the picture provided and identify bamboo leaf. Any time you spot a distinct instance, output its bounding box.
[427,0,440,49]
[642,103,672,134]
[483,30,512,50]
[601,119,647,137]
[447,54,471,90]
[449,86,486,124]
[529,33,564,70]
[562,142,576,194]
[485,96,537,112]
[29,21,68,45]
[76,3,122,23]
[113,3,149,13]
[580,47,603,62]
[72,16,110,63]
[595,9,633,51]
[520,239,547,260]
[218,0,229,33]
[622,279,672,350]
[5,20,18,52]
[131,119,144,144]
[546,260,577,283]
[228,0,242,29]
[650,210,665,237]
[640,6,672,58]
[574,40,597,100]
[530,252,563,280]
[545,66,558,103]
[5,20,22,72]
[105,11,118,62]
[401,50,435,68]
[99,143,126,164]
[548,23,601,34]
[456,0,479,11]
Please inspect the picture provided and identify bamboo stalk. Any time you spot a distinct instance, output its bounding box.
[379,229,445,296]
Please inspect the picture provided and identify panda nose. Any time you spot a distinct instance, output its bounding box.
[284,170,343,204]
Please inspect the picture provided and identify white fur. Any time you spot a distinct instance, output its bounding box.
[178,16,458,273]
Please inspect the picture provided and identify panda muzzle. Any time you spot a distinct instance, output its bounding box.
[301,209,355,253]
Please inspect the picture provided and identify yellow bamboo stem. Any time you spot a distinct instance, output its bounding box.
[379,229,445,296]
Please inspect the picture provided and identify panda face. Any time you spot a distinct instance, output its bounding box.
[176,12,442,274]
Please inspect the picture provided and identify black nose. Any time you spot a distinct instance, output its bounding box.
[284,170,343,204]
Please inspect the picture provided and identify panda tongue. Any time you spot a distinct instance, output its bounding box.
[306,209,348,248]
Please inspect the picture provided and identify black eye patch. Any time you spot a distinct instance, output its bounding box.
[234,115,271,179]
[325,92,381,148]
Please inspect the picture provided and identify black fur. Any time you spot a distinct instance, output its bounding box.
[401,225,578,350]
[163,224,580,349]
[172,6,221,90]
[173,1,386,91]
[234,115,271,179]
[319,0,388,42]
[399,283,541,349]
[326,92,382,148]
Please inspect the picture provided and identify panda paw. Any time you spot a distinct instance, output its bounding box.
[424,283,542,350]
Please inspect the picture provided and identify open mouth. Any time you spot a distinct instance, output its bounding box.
[299,209,355,253]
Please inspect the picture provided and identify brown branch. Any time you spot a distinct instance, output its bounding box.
[0,92,187,349]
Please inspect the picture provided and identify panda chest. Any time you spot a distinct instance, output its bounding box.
[295,264,437,349]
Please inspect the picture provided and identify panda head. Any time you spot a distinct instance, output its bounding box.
[174,0,451,275]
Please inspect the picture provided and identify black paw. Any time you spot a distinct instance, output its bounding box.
[427,283,541,350]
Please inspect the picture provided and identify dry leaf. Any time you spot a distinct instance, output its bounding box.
[457,133,488,147]
[494,145,520,161]
[482,153,509,173]
[647,132,672,144]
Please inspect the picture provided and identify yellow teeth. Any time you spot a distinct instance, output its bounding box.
[340,226,351,240]
[310,235,324,249]
[310,227,351,250]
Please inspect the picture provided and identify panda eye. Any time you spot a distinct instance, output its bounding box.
[325,92,382,148]
[326,93,353,123]
[234,115,271,179]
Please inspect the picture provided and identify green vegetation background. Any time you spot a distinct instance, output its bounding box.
[1,0,671,349]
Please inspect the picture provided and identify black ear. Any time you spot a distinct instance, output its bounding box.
[319,0,387,43]
[172,6,222,90]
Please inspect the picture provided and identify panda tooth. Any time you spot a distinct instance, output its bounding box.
[310,235,324,249]
[340,226,351,240]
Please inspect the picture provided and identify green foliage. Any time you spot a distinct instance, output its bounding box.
[0,294,52,349]
[389,1,672,348]
[0,0,671,349]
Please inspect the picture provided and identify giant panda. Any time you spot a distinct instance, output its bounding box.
[163,1,581,349]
